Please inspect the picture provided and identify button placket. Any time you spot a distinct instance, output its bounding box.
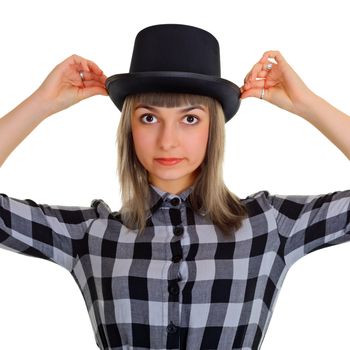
[166,196,183,342]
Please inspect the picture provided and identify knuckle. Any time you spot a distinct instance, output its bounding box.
[71,54,82,61]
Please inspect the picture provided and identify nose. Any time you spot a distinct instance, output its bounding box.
[158,122,179,150]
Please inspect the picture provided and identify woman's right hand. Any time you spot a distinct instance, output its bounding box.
[34,54,108,116]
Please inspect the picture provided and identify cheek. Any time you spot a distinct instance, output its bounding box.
[185,128,209,159]
[132,128,154,161]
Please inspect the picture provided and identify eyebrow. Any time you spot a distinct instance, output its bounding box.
[134,104,206,113]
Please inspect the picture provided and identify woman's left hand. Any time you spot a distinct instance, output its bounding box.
[240,50,316,116]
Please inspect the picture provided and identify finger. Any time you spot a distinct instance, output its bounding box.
[80,80,106,89]
[259,50,284,65]
[244,68,256,83]
[71,55,91,73]
[243,62,274,89]
[65,54,106,78]
[243,78,265,91]
[240,88,270,102]
[256,69,270,79]
[240,87,269,100]
[244,62,262,83]
[250,62,264,82]
[70,54,100,74]
[78,57,105,77]
[262,62,275,72]
[86,59,104,76]
[76,70,106,83]
[72,70,107,90]
[244,69,253,83]
[245,60,271,84]
[80,85,108,99]
[243,53,278,89]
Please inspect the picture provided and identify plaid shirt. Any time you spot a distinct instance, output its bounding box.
[1,184,350,350]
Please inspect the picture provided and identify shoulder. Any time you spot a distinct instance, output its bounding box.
[243,189,272,206]
[90,198,122,221]
[244,190,271,200]
[241,190,274,217]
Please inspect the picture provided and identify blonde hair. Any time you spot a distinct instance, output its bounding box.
[117,92,248,236]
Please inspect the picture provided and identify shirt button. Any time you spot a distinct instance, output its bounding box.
[170,197,180,206]
[166,321,178,334]
[173,226,184,236]
[168,283,179,295]
[172,255,182,263]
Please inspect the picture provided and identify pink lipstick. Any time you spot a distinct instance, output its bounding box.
[155,158,184,166]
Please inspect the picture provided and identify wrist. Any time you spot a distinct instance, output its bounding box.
[294,90,322,121]
[30,89,59,120]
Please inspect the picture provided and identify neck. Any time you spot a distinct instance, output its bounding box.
[149,169,199,195]
[149,180,191,195]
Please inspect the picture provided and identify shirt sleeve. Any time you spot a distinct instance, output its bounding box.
[0,193,102,272]
[263,189,350,267]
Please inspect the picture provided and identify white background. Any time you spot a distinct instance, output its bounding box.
[0,0,349,349]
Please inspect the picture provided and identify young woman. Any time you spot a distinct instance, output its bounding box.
[0,24,349,350]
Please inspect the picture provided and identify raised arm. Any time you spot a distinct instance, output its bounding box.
[0,55,109,270]
[240,50,350,160]
[0,54,107,166]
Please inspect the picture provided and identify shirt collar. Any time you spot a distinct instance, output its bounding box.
[147,183,194,218]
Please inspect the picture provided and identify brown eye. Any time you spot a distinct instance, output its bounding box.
[183,115,199,124]
[140,114,157,124]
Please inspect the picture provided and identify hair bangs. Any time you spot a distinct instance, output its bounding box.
[130,92,214,109]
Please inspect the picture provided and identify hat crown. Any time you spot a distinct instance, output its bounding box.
[129,24,221,76]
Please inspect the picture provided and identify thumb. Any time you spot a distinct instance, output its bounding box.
[240,87,266,100]
[80,86,108,100]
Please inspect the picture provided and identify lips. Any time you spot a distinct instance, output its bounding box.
[156,158,183,161]
[155,158,184,165]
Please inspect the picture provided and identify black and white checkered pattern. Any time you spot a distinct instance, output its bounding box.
[1,185,350,349]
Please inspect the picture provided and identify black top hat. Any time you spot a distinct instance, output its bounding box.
[106,24,241,122]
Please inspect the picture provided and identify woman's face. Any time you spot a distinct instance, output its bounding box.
[131,103,210,194]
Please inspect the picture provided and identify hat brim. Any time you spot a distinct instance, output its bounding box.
[105,71,241,122]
